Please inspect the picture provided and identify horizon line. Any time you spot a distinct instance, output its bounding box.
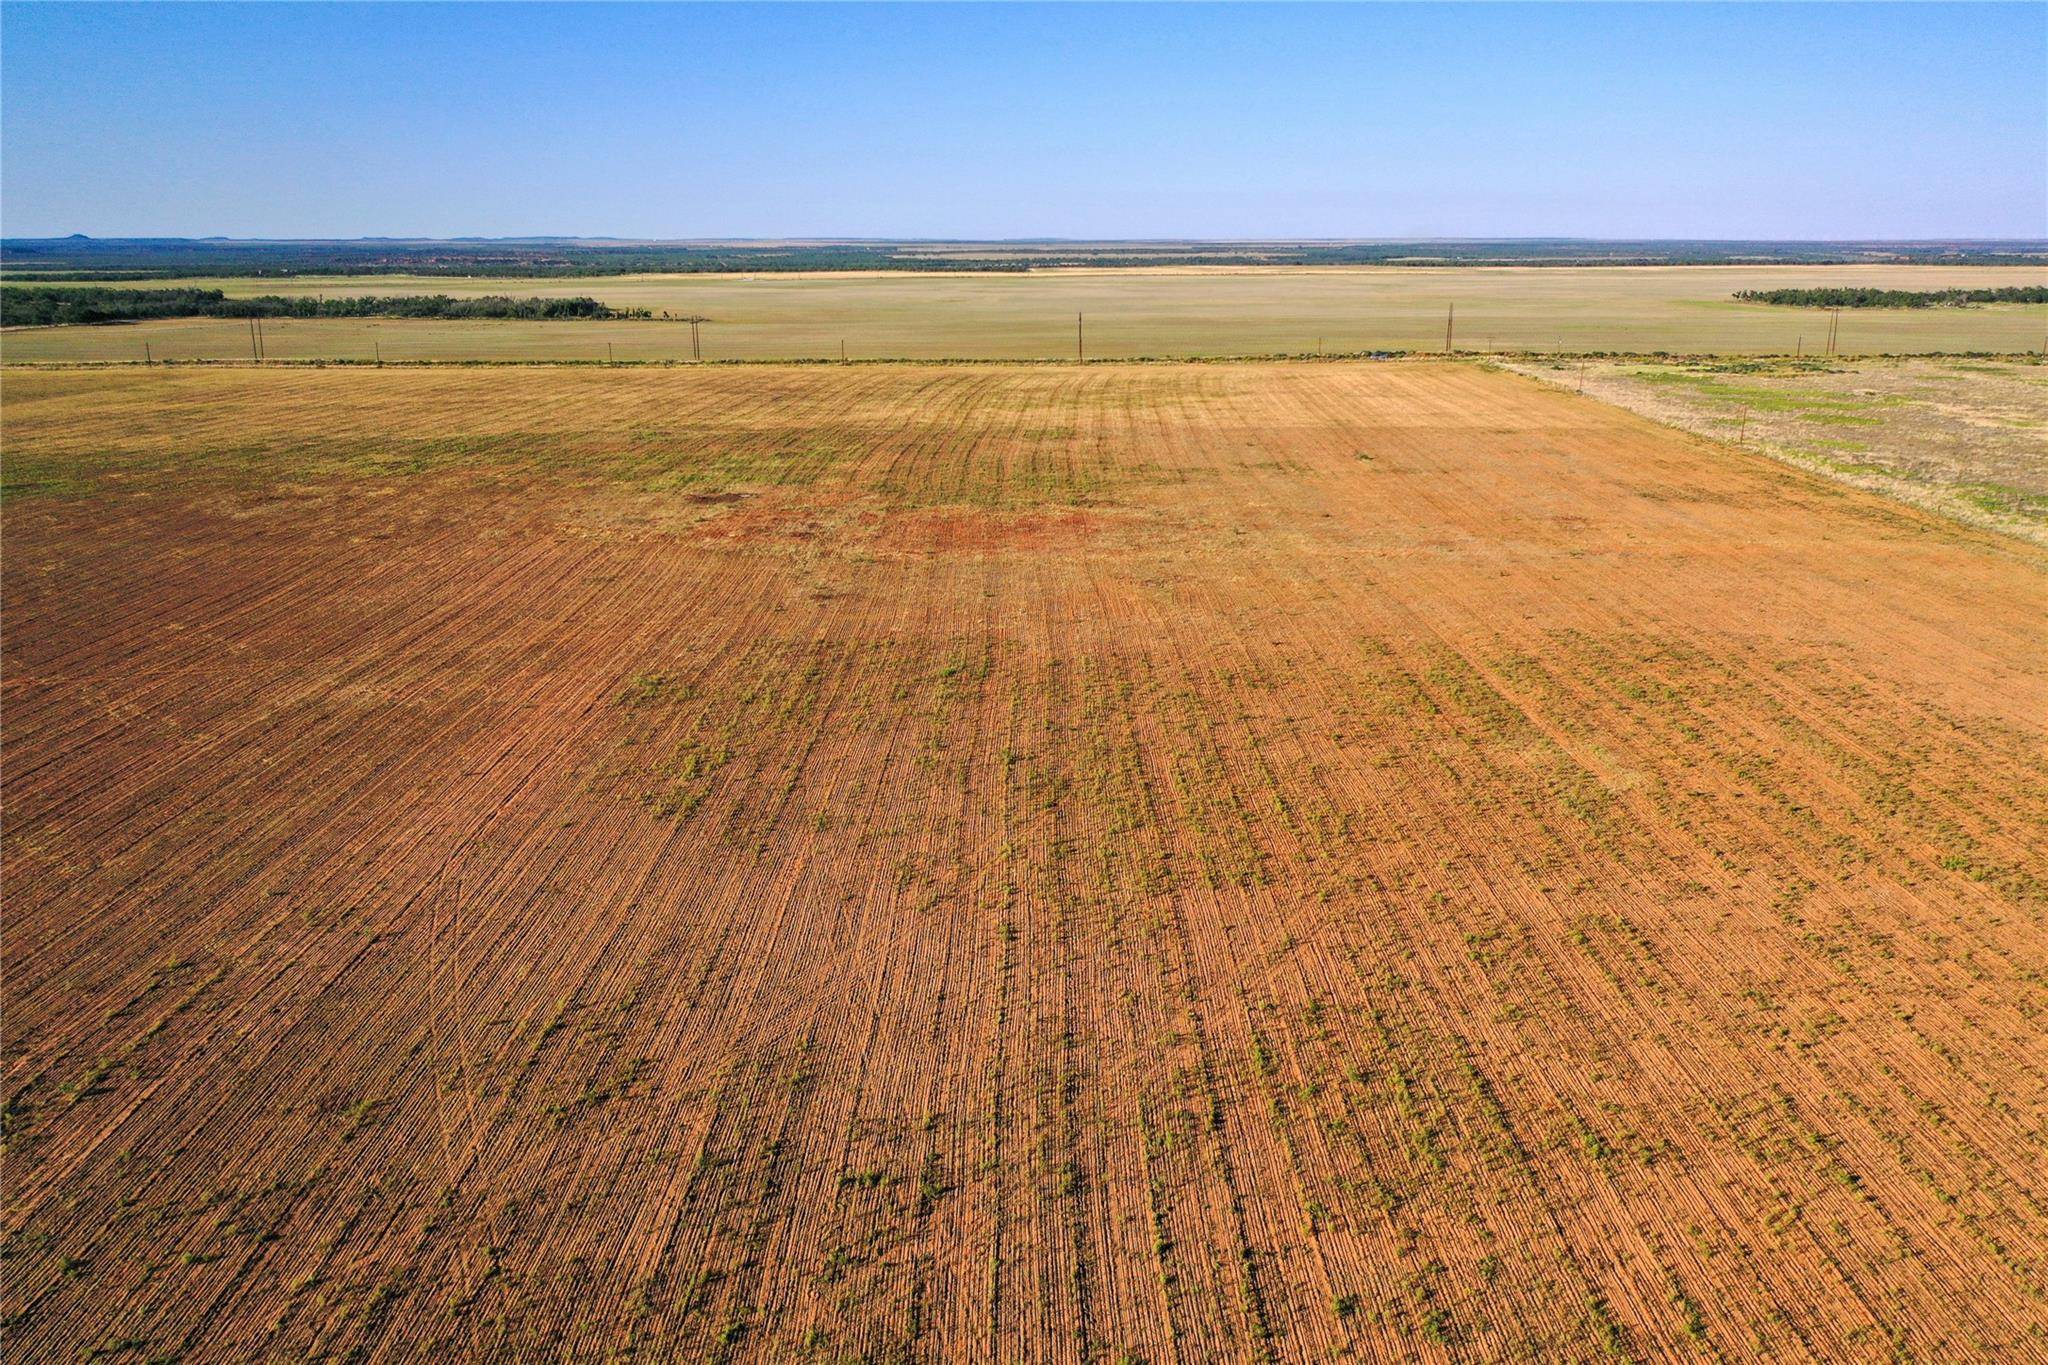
[8,234,2048,248]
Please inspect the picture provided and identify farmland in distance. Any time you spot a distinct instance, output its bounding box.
[4,361,2046,1362]
[4,263,2045,360]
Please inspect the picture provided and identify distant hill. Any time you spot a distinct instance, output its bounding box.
[3,237,2043,280]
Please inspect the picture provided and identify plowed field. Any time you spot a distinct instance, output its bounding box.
[5,361,2045,1363]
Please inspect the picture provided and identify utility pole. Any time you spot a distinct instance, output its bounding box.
[841,339,846,362]
[1077,312,1084,363]
[144,341,151,365]
[249,317,259,363]
[1445,303,1455,353]
[608,342,614,364]
[375,341,381,365]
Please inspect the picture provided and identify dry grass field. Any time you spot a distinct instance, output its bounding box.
[1505,356,2048,546]
[5,264,2045,361]
[4,361,2046,1363]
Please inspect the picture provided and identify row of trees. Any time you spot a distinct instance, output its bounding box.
[1734,286,2048,309]
[2,287,647,326]
[8,237,2043,280]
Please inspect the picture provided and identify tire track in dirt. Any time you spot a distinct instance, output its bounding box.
[6,361,2044,1361]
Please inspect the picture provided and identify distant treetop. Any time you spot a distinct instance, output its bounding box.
[3,237,2043,280]
[0,286,645,326]
[1733,285,2048,309]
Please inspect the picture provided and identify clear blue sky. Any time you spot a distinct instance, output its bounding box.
[3,2,2042,240]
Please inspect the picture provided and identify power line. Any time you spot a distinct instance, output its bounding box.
[680,315,709,361]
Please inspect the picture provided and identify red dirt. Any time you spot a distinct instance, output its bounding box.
[4,361,2044,1362]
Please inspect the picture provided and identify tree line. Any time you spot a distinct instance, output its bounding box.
[1,287,649,326]
[1733,286,2048,309]
[6,237,2042,280]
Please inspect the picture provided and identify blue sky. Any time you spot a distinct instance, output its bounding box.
[3,2,2042,240]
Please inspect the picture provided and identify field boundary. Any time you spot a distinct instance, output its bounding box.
[1498,355,2048,547]
[3,347,2045,372]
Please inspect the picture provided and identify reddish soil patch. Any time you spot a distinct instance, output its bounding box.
[871,506,1113,557]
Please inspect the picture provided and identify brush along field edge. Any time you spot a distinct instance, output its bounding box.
[3,361,2045,1362]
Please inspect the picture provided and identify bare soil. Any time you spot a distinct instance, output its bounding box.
[5,362,2045,1362]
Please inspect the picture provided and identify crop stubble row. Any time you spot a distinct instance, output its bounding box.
[4,362,2044,1361]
